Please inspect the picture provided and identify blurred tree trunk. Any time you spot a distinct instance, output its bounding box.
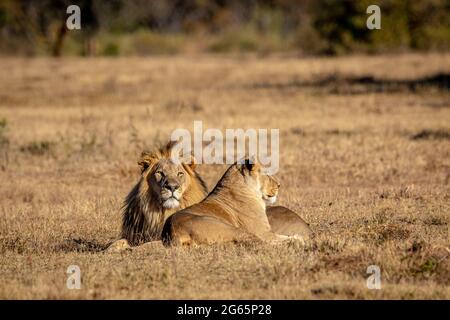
[82,0,99,56]
[52,22,67,57]
[84,36,97,56]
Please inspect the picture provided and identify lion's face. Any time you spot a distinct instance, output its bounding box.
[239,159,280,205]
[147,159,192,209]
[138,153,195,210]
[260,174,280,205]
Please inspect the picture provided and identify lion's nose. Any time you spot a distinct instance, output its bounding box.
[165,183,179,192]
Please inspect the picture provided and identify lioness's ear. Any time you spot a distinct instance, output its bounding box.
[240,157,259,172]
[244,158,254,171]
[138,153,157,173]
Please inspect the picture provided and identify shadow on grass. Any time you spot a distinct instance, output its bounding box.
[250,72,450,95]
[55,238,109,253]
[411,129,450,141]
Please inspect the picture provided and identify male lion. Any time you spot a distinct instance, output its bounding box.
[119,142,208,247]
[162,159,302,246]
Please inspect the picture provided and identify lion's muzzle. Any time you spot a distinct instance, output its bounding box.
[263,195,277,205]
[160,182,182,209]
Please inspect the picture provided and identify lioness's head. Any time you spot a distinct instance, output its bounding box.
[237,158,280,205]
[138,149,197,210]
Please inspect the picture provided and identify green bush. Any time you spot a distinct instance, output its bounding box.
[102,42,120,56]
[1,0,448,56]
[127,30,184,56]
[309,0,450,54]
[208,27,260,53]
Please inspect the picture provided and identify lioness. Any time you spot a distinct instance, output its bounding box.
[161,159,301,246]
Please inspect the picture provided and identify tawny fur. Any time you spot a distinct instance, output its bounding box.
[115,142,311,249]
[162,161,292,246]
[266,206,313,239]
[121,142,208,245]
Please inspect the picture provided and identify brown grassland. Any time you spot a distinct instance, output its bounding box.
[0,53,449,299]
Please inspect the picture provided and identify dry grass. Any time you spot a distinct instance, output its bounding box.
[0,53,449,299]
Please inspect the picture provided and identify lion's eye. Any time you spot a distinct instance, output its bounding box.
[155,171,164,179]
[177,172,184,177]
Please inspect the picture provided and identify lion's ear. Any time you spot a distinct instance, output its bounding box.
[238,157,259,173]
[244,158,255,171]
[138,153,157,173]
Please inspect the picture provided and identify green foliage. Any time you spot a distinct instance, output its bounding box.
[128,31,184,55]
[208,7,294,54]
[309,0,367,54]
[208,27,261,53]
[0,0,448,56]
[102,42,120,56]
[307,0,450,54]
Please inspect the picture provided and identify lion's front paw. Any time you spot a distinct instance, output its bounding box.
[269,234,305,245]
[105,239,132,253]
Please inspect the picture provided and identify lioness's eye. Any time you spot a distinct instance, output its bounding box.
[177,172,184,177]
